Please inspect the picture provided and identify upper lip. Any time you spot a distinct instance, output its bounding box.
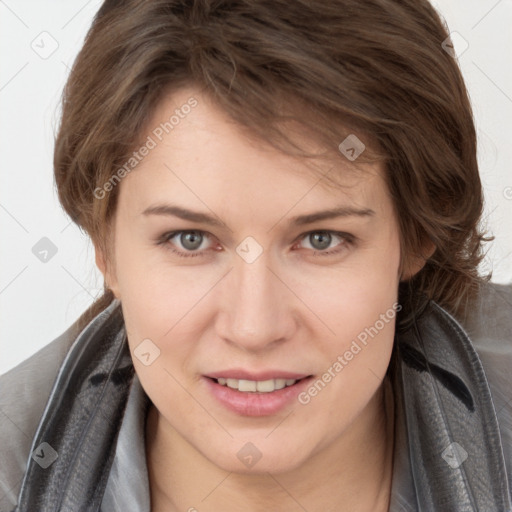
[205,369,312,381]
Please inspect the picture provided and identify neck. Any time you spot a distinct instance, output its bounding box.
[146,378,395,512]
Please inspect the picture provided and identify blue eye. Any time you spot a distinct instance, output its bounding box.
[156,230,355,258]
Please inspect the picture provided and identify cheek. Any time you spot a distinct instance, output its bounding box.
[313,228,400,340]
[304,226,400,395]
[111,224,180,356]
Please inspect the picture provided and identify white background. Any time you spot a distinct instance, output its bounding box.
[1,0,511,375]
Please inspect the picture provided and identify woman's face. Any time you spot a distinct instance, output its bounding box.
[99,86,405,474]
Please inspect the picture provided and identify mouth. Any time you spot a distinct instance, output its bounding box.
[207,376,311,393]
[203,375,315,416]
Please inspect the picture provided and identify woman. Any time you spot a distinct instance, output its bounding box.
[1,0,511,510]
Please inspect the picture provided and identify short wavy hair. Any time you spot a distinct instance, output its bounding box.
[54,0,491,332]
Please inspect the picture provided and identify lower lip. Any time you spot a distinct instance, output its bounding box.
[203,376,314,416]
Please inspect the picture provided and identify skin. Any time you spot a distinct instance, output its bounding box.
[95,85,429,512]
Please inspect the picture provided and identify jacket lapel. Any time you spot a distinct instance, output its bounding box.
[15,300,133,512]
[391,301,511,511]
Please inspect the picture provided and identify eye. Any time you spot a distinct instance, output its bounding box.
[156,229,355,258]
[157,230,216,258]
[294,230,354,257]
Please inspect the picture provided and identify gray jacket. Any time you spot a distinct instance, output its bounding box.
[1,282,512,511]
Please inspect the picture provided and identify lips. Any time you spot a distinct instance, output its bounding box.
[203,372,315,416]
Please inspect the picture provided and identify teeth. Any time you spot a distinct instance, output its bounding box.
[271,379,286,391]
[238,379,257,392]
[257,379,278,392]
[216,377,299,393]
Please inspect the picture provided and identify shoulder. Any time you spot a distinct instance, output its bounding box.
[0,320,79,511]
[457,281,512,391]
[457,280,512,486]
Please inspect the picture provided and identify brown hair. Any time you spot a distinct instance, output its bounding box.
[54,0,491,333]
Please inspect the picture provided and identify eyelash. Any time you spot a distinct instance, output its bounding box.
[156,230,356,259]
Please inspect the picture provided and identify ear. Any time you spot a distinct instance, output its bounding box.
[400,240,436,281]
[94,243,120,299]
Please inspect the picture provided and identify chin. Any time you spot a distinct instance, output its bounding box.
[198,435,311,475]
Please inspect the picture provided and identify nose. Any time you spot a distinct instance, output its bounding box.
[216,250,297,352]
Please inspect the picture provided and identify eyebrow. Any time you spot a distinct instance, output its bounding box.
[141,203,375,229]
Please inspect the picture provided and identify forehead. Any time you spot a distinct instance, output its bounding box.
[119,86,388,216]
